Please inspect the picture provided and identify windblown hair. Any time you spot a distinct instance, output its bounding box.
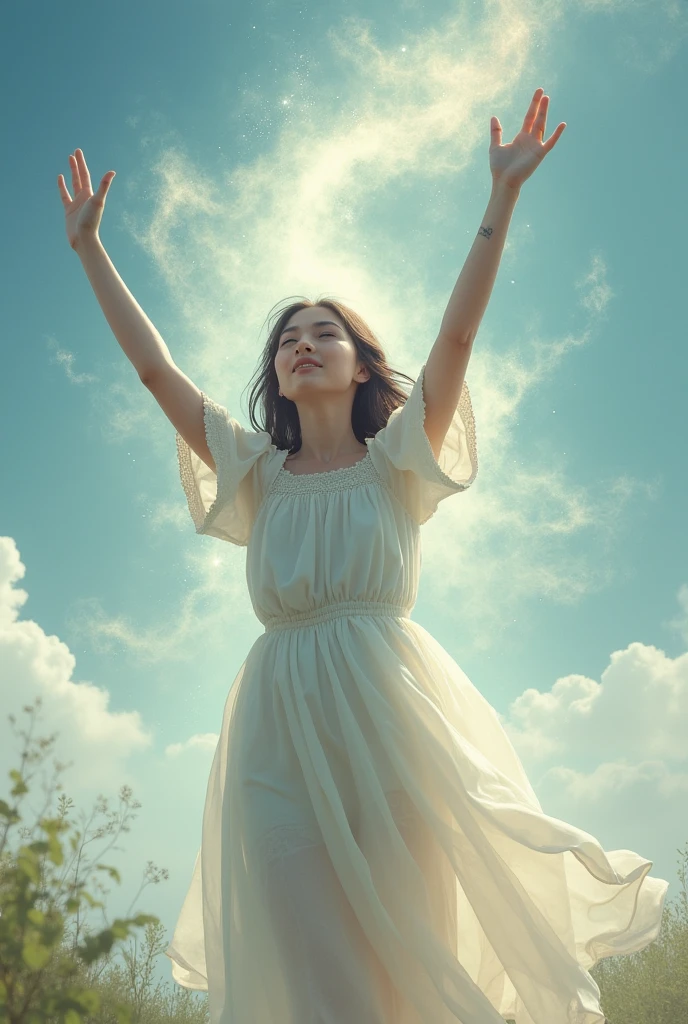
[245,296,416,454]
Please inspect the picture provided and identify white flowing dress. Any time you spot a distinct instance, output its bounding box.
[165,363,668,1024]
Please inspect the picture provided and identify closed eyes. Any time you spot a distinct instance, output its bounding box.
[281,332,334,345]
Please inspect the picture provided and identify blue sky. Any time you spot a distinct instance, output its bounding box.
[2,0,687,991]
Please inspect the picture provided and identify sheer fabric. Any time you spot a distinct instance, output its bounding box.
[167,364,668,1024]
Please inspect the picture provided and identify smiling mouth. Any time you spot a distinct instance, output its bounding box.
[293,365,321,372]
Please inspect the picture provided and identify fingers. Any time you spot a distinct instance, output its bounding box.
[57,173,72,207]
[75,148,92,192]
[58,149,115,208]
[68,152,82,194]
[490,115,502,149]
[97,171,116,199]
[522,87,545,134]
[543,122,567,154]
[67,149,92,195]
[533,95,549,139]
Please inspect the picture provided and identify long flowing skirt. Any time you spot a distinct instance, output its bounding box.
[165,613,668,1024]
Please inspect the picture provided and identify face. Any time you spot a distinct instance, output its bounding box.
[274,306,370,401]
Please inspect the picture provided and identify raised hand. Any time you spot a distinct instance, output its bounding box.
[489,88,566,190]
[57,149,116,251]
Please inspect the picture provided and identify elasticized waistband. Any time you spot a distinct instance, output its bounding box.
[262,600,412,633]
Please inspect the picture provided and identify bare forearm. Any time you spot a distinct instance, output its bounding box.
[439,179,520,345]
[76,236,174,381]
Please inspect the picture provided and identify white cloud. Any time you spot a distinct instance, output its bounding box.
[0,537,152,792]
[544,760,688,802]
[574,253,615,317]
[165,733,218,758]
[497,607,688,877]
[481,585,688,890]
[0,536,217,953]
[45,336,99,385]
[502,639,688,766]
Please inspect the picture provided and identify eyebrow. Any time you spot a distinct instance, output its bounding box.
[279,320,342,339]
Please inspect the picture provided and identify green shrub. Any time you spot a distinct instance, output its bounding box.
[592,840,688,1024]
[0,699,163,1024]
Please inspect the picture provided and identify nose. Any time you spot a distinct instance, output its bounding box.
[293,347,317,364]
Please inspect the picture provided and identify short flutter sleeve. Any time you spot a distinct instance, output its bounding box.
[176,392,277,546]
[368,362,478,525]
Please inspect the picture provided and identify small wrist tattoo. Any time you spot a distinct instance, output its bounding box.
[478,225,493,239]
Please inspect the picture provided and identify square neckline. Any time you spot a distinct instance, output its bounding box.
[279,449,371,479]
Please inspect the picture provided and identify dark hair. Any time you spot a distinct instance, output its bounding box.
[245,295,416,454]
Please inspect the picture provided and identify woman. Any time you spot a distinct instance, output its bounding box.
[59,89,667,1024]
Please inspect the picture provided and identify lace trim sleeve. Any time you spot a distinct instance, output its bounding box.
[367,363,478,525]
[176,392,275,546]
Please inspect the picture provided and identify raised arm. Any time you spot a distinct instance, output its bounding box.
[75,234,174,383]
[59,148,215,471]
[423,89,566,458]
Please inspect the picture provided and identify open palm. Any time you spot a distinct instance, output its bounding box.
[490,88,566,190]
[58,149,116,250]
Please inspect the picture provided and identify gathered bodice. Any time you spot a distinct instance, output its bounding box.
[246,451,421,630]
